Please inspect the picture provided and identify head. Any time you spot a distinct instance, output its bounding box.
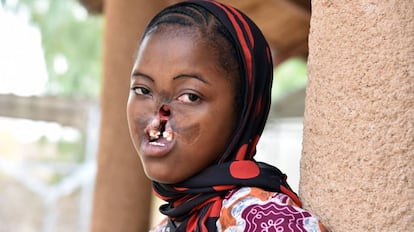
[127,2,243,184]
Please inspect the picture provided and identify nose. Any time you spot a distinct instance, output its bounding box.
[158,104,171,121]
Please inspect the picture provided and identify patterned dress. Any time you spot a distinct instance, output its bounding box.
[151,187,327,232]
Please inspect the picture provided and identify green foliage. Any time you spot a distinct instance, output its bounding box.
[3,0,103,98]
[272,57,308,101]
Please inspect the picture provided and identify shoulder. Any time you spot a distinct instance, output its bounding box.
[217,187,327,232]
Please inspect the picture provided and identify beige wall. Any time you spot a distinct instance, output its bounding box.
[301,1,413,231]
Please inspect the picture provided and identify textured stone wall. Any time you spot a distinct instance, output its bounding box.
[301,1,413,231]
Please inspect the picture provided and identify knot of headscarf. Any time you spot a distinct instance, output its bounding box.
[151,1,300,231]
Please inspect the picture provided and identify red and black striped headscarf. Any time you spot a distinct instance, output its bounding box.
[150,1,300,231]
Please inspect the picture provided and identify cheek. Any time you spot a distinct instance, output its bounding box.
[170,104,203,145]
[127,100,152,133]
[174,122,201,145]
[132,117,148,134]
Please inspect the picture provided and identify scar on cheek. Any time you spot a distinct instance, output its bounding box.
[174,123,201,145]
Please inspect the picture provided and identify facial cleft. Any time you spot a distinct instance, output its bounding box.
[149,129,161,141]
[146,104,174,142]
[162,130,173,141]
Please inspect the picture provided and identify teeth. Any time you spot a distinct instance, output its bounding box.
[149,129,160,140]
[163,131,173,141]
[149,128,173,142]
[149,141,165,147]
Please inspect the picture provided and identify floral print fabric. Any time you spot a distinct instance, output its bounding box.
[217,187,327,232]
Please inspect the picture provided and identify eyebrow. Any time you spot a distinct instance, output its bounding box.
[131,70,210,85]
[131,70,154,82]
[173,74,210,85]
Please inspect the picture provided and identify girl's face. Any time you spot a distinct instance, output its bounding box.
[127,28,237,184]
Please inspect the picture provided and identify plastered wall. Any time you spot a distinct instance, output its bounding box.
[301,1,413,231]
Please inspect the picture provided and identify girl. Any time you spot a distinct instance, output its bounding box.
[127,0,327,231]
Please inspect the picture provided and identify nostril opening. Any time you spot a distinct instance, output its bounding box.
[159,104,171,119]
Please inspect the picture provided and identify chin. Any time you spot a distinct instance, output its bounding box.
[145,170,182,184]
[150,177,181,185]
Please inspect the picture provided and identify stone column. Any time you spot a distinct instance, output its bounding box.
[91,1,165,231]
[301,1,413,231]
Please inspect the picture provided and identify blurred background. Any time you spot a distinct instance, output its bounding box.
[0,0,309,231]
[1,0,101,231]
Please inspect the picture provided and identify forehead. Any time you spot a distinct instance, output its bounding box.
[139,25,208,62]
[149,24,237,67]
[137,26,215,66]
[146,24,202,42]
[134,27,222,76]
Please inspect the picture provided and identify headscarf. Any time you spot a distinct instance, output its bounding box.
[150,1,301,231]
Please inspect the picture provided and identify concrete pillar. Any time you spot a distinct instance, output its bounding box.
[91,1,166,231]
[300,1,413,231]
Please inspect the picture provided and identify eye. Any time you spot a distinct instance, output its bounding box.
[177,93,201,103]
[131,86,151,96]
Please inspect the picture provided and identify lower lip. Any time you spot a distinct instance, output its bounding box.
[141,137,175,157]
